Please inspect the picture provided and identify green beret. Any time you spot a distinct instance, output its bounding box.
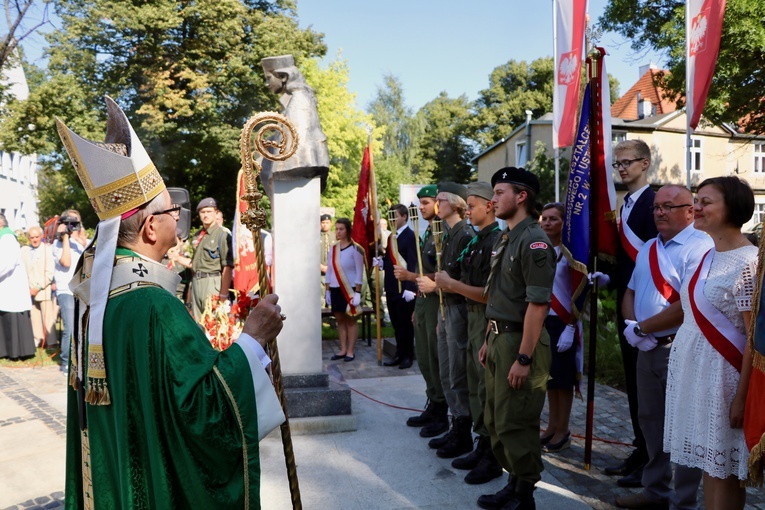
[466,182,494,201]
[437,181,468,201]
[416,184,438,199]
[490,167,540,194]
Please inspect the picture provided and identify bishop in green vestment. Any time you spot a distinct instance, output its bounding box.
[57,97,286,510]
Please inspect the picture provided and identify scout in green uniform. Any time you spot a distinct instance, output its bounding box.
[190,197,234,320]
[435,181,503,485]
[394,185,448,437]
[418,182,476,459]
[320,213,332,306]
[477,167,555,510]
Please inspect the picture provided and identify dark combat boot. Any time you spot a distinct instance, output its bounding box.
[452,435,488,470]
[421,404,450,438]
[407,400,443,427]
[477,475,517,510]
[436,416,474,458]
[427,417,455,448]
[500,479,536,510]
[464,445,503,485]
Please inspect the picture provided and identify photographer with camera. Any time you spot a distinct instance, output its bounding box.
[52,209,88,375]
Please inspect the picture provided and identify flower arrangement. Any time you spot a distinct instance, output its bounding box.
[200,292,258,350]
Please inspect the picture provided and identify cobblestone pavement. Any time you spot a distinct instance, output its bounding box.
[2,337,764,509]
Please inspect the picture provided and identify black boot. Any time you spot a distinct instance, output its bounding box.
[407,400,436,427]
[421,406,450,439]
[452,435,487,470]
[427,417,455,448]
[437,416,474,458]
[477,475,517,510]
[465,447,503,485]
[500,479,536,510]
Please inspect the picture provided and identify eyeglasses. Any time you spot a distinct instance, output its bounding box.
[612,158,646,169]
[138,204,181,230]
[651,204,691,214]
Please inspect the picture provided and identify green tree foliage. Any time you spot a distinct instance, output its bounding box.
[599,0,765,134]
[470,57,555,149]
[526,141,569,206]
[412,92,475,183]
[0,0,326,225]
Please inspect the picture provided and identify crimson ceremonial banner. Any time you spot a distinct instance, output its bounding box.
[553,0,587,149]
[351,145,376,267]
[232,169,261,296]
[687,0,726,130]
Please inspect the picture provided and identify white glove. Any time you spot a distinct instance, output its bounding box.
[623,319,658,351]
[402,290,416,302]
[325,290,331,307]
[588,271,610,287]
[351,292,361,307]
[372,256,384,268]
[558,324,576,352]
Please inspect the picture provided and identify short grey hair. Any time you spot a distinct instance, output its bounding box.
[118,193,166,246]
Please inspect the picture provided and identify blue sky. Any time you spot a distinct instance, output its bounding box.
[296,0,666,111]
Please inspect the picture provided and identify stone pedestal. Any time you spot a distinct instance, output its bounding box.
[272,176,355,432]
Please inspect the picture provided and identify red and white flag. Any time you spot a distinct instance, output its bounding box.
[552,0,587,149]
[351,145,378,267]
[687,0,726,130]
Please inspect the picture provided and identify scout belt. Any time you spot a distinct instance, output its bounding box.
[194,271,221,279]
[489,319,524,334]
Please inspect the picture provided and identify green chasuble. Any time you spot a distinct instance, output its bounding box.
[65,284,262,509]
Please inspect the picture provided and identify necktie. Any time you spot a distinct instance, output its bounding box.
[624,194,633,209]
[483,231,509,296]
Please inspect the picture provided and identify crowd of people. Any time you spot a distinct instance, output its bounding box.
[316,139,764,510]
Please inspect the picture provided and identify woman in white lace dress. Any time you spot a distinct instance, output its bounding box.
[664,177,757,510]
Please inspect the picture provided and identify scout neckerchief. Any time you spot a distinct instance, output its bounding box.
[688,248,745,372]
[549,245,584,395]
[456,224,501,264]
[648,237,681,305]
[331,242,359,316]
[387,228,407,269]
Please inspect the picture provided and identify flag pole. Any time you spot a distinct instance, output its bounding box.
[685,1,692,189]
[584,46,602,471]
[366,133,384,365]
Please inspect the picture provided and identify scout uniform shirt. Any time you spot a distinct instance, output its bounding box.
[486,216,555,323]
[192,223,234,275]
[459,221,502,305]
[320,230,331,273]
[441,218,475,306]
[421,224,437,276]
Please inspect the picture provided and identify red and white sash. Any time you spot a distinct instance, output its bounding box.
[550,248,584,390]
[648,239,681,305]
[387,234,407,269]
[688,249,745,372]
[331,244,359,316]
[618,215,643,263]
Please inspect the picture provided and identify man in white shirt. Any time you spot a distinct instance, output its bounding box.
[52,210,88,374]
[616,185,712,509]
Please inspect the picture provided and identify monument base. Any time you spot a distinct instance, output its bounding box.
[282,373,356,434]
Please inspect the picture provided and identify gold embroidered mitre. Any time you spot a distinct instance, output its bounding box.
[56,96,165,220]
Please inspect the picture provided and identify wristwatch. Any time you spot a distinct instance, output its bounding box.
[517,353,533,366]
[633,323,648,338]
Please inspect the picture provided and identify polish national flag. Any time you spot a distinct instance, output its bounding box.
[687,0,726,130]
[553,0,587,148]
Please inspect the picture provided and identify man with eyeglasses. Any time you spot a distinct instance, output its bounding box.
[56,97,285,508]
[186,197,234,320]
[606,139,659,487]
[615,185,711,509]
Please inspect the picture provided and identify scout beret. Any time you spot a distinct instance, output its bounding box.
[320,213,332,221]
[196,197,218,211]
[466,182,494,201]
[490,167,540,195]
[437,181,468,201]
[416,184,438,199]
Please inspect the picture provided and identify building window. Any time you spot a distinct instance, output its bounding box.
[515,141,527,166]
[612,131,627,144]
[753,203,765,226]
[755,142,765,173]
[690,138,702,173]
